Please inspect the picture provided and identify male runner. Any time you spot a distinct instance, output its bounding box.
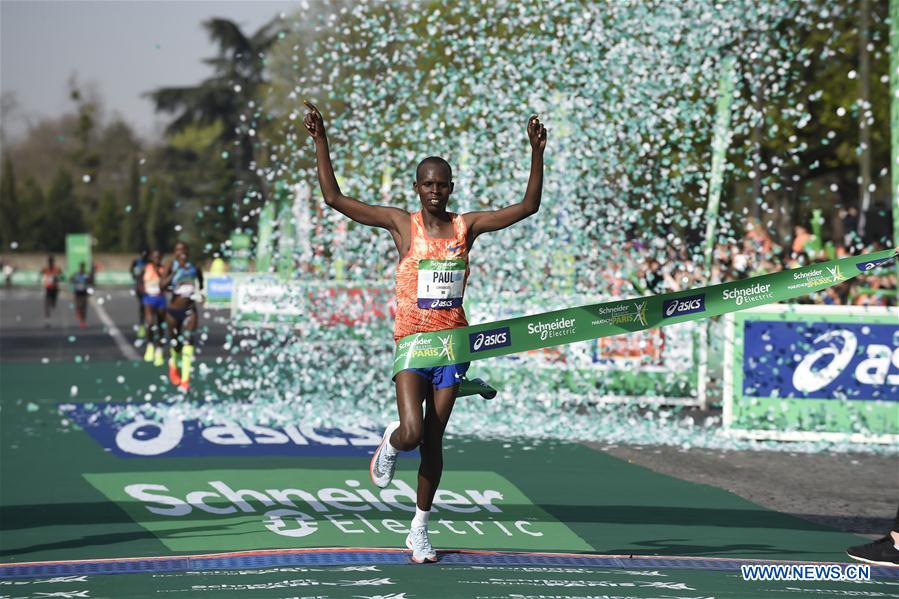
[163,242,204,392]
[304,101,546,563]
[40,256,62,326]
[131,249,150,339]
[70,262,92,328]
[141,250,167,365]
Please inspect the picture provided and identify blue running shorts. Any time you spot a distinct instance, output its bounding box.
[142,295,166,310]
[407,362,470,389]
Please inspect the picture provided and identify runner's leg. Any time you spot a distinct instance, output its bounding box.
[164,310,181,384]
[165,312,181,366]
[179,310,197,387]
[75,295,87,325]
[137,291,146,337]
[143,303,157,361]
[417,383,458,510]
[403,382,456,563]
[391,370,428,451]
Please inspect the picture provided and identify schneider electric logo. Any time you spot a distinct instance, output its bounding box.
[787,265,847,292]
[662,294,705,319]
[793,269,823,280]
[826,265,844,282]
[526,317,576,341]
[722,282,772,306]
[469,327,511,353]
[85,469,593,553]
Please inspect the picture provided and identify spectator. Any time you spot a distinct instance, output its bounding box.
[791,225,813,259]
[840,206,859,248]
[2,261,14,288]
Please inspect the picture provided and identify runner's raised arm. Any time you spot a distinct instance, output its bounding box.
[462,114,546,243]
[304,101,406,233]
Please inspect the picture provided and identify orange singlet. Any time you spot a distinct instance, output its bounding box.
[143,263,162,296]
[394,211,470,343]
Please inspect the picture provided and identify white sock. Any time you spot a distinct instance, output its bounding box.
[411,507,430,529]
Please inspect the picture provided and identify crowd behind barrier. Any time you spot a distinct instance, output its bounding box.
[577,219,897,308]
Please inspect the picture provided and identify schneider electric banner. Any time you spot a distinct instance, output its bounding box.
[392,250,897,374]
[84,469,591,553]
[468,294,700,404]
[724,305,899,443]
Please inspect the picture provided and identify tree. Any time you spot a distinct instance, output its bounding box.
[121,157,145,252]
[728,0,890,244]
[40,169,84,251]
[67,80,103,220]
[94,190,121,250]
[5,81,143,250]
[0,157,19,249]
[143,178,175,251]
[152,123,236,252]
[17,177,44,250]
[148,17,283,233]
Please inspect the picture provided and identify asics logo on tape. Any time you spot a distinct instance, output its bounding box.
[469,327,512,353]
[662,294,705,318]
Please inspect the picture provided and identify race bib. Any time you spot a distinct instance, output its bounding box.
[145,281,161,295]
[417,259,465,309]
[175,283,195,298]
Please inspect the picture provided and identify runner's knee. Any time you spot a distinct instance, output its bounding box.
[393,422,423,451]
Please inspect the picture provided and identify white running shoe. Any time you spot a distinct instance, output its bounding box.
[405,525,438,563]
[369,420,400,488]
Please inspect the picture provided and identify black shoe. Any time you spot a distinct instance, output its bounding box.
[847,535,899,566]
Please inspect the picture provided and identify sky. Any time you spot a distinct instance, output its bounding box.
[1,0,300,143]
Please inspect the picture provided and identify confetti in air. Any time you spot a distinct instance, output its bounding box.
[92,0,895,454]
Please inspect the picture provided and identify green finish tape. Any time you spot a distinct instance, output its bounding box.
[458,377,497,400]
[394,250,897,376]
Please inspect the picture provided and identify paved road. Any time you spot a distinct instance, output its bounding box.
[0,287,230,363]
[2,286,896,544]
[596,443,898,540]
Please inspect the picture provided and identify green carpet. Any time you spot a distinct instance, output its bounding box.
[1,361,869,565]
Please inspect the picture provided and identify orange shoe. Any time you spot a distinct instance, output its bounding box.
[178,381,190,393]
[168,363,181,386]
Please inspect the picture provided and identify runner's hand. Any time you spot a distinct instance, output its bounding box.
[527,114,547,151]
[304,101,326,141]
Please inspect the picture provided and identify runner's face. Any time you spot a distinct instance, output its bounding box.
[414,164,453,214]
